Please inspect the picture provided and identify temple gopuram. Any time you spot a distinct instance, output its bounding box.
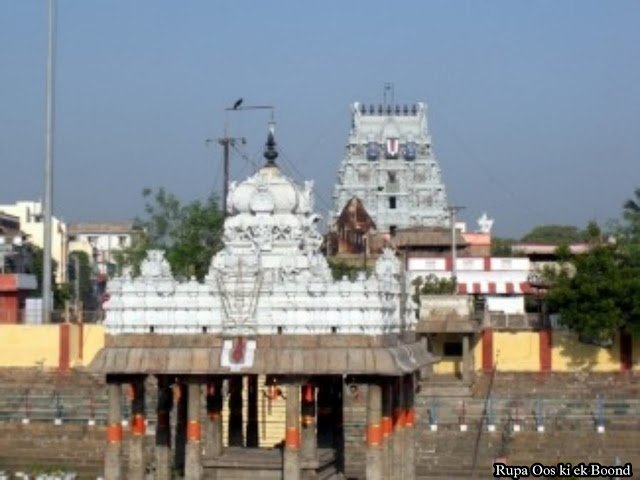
[90,129,432,479]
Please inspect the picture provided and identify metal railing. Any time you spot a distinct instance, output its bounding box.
[417,395,640,432]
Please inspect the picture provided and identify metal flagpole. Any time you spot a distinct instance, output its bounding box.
[43,0,56,323]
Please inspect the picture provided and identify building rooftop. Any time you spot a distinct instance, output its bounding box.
[68,222,135,235]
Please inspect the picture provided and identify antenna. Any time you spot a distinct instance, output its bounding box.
[383,82,394,106]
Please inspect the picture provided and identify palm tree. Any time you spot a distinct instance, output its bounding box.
[623,187,640,215]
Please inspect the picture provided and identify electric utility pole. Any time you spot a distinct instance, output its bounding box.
[217,134,244,217]
[207,101,273,218]
[43,0,56,323]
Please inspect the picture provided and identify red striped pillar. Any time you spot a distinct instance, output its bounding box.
[482,329,494,373]
[58,323,70,372]
[539,328,552,373]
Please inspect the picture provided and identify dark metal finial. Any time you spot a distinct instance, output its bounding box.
[263,130,278,164]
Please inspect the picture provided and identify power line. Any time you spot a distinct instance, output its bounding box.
[430,104,549,220]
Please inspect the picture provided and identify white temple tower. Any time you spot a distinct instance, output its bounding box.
[331,102,451,233]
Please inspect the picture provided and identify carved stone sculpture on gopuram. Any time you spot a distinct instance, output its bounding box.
[104,128,416,336]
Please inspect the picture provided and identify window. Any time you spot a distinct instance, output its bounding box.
[389,196,397,209]
[118,235,127,247]
[443,342,463,357]
[390,225,397,236]
[388,172,397,183]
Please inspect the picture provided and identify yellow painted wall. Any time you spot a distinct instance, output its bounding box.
[474,333,483,372]
[81,324,106,366]
[431,334,463,376]
[0,325,60,368]
[493,331,540,372]
[551,331,619,372]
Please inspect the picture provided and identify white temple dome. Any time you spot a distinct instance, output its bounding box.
[229,164,300,215]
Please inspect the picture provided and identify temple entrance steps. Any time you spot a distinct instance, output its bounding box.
[414,430,502,479]
[203,446,340,479]
[472,372,640,399]
[418,375,472,398]
[507,431,640,468]
[0,423,109,478]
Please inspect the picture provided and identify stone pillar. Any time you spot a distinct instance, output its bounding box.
[462,334,471,383]
[185,382,202,480]
[365,382,383,480]
[381,380,393,479]
[284,384,301,480]
[105,382,123,480]
[205,379,223,459]
[301,383,317,461]
[246,375,259,447]
[391,377,405,480]
[128,378,146,480]
[174,383,187,476]
[403,375,416,480]
[155,377,173,480]
[228,376,244,447]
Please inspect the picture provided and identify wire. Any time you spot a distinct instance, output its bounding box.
[278,147,333,213]
[430,104,549,220]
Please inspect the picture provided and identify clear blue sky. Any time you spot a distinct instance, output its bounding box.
[1,0,638,237]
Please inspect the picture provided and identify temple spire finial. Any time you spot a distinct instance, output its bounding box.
[263,121,278,165]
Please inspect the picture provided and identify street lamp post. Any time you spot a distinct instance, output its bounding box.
[448,205,465,292]
[42,0,57,323]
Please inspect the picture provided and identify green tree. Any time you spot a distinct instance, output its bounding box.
[491,237,515,256]
[521,224,586,244]
[68,250,96,310]
[547,245,632,340]
[546,192,640,339]
[411,274,457,303]
[31,246,69,310]
[327,258,370,280]
[115,188,224,280]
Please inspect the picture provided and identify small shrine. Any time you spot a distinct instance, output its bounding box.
[91,128,432,480]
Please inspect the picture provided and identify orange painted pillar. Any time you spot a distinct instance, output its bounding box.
[391,377,405,480]
[105,382,123,480]
[284,384,301,480]
[301,383,317,460]
[381,380,393,478]
[128,379,146,480]
[205,379,223,459]
[185,382,202,479]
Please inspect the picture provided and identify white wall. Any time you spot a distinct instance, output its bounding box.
[486,296,525,314]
